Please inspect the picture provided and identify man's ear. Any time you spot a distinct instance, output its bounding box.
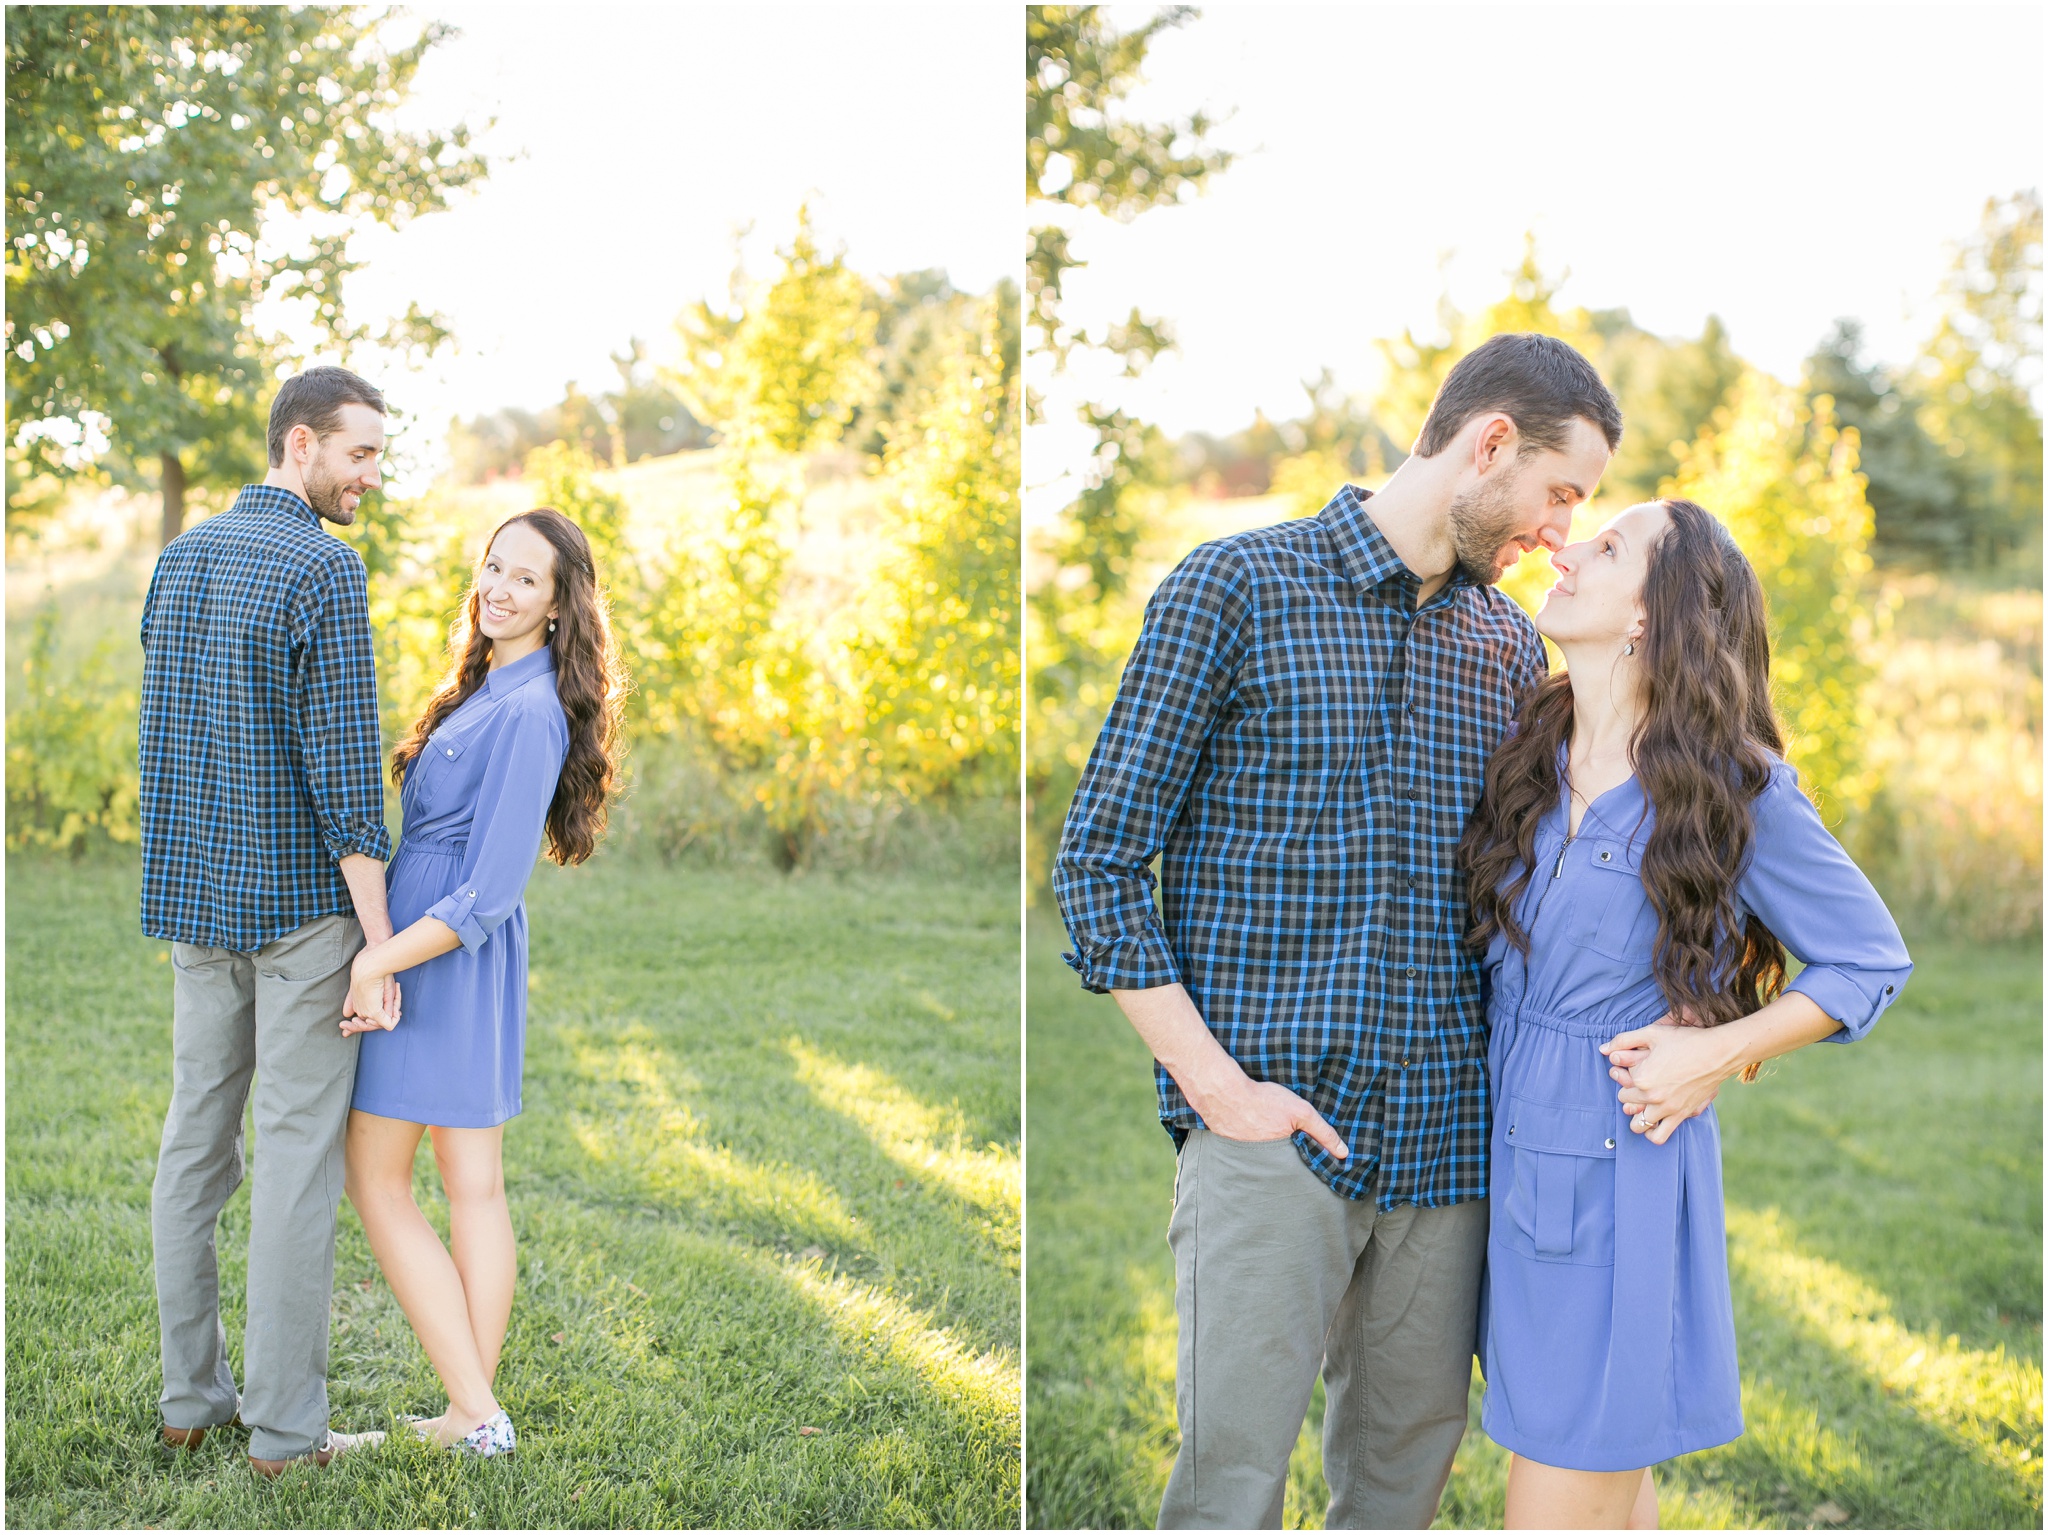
[1473,413,1516,473]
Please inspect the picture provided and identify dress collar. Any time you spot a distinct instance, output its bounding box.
[482,643,556,698]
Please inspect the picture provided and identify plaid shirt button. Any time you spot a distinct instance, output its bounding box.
[1055,485,1551,1209]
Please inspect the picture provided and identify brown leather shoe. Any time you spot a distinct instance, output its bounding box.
[247,1428,385,1478]
[163,1414,241,1452]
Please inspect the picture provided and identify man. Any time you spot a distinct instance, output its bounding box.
[1054,333,1623,1529]
[142,365,398,1476]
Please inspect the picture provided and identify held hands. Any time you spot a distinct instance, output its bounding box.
[1600,1016,1735,1145]
[340,950,402,1036]
[1193,1072,1350,1160]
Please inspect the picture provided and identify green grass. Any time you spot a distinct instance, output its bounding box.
[1023,911,2041,1530]
[6,852,1020,1529]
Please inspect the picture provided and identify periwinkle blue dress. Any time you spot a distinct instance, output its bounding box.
[1479,755,1910,1472]
[352,647,570,1129]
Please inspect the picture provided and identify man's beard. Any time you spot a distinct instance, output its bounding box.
[303,456,356,525]
[1446,463,1528,587]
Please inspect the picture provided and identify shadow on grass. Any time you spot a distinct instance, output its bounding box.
[542,1017,1019,1358]
[6,852,1020,1529]
[1025,914,2041,1532]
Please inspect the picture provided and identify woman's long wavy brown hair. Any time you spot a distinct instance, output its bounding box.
[392,508,628,865]
[1460,498,1788,1058]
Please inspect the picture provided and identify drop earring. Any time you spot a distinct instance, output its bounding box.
[1624,639,1636,656]
[547,619,557,636]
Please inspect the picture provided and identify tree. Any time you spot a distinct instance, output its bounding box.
[445,344,708,483]
[1910,190,2042,569]
[1025,7,1233,882]
[5,6,485,543]
[672,207,877,456]
[1026,5,1230,384]
[1594,310,1744,504]
[859,302,1021,799]
[1372,238,1744,515]
[1666,373,1876,820]
[1026,2,1231,601]
[1802,319,1969,566]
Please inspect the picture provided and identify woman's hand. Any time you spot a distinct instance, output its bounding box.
[1599,1019,1738,1145]
[341,951,402,1035]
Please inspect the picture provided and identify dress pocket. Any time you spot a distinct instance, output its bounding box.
[425,730,470,769]
[1577,836,1655,962]
[1501,1094,1618,1265]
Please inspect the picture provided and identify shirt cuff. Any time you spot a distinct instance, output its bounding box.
[1788,965,1906,1043]
[425,886,490,955]
[324,819,393,863]
[1062,927,1182,994]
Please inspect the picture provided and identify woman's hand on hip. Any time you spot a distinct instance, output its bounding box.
[1600,1019,1737,1145]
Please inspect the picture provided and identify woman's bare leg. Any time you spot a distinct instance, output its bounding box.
[1505,1453,1647,1530]
[344,1108,501,1443]
[430,1124,515,1383]
[1627,1468,1659,1529]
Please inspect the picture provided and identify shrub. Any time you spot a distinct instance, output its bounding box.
[6,606,139,852]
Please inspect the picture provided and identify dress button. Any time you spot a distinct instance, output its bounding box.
[1605,1137,1617,1149]
[467,889,476,897]
[1507,1125,1515,1137]
[1404,966,1417,978]
[445,747,455,756]
[1599,850,1611,861]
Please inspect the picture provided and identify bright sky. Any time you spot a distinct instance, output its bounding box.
[1031,3,2043,507]
[305,5,1015,489]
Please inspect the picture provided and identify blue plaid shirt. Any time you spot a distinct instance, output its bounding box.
[1054,486,1551,1209]
[139,483,391,950]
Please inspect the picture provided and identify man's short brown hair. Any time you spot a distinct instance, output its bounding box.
[266,366,386,467]
[1413,332,1622,459]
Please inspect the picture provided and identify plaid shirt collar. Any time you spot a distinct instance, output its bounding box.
[236,482,322,528]
[1319,483,1477,603]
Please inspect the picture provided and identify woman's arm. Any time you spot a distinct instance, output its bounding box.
[1600,991,1839,1142]
[341,916,460,1034]
[1603,762,1912,1144]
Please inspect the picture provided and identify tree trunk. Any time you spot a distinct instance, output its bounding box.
[159,451,186,546]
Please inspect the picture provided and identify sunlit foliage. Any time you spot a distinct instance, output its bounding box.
[4,6,485,544]
[1666,373,1877,819]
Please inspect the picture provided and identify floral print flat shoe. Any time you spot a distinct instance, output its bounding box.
[452,1409,515,1458]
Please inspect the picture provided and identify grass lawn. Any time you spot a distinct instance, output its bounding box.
[1024,911,2042,1530]
[6,852,1020,1530]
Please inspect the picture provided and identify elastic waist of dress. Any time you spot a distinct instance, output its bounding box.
[1488,996,1666,1039]
[399,835,466,857]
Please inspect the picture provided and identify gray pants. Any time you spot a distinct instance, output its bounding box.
[1158,1129,1489,1531]
[152,914,362,1461]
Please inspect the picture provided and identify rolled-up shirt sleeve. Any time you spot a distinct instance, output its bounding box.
[1052,542,1249,994]
[426,699,569,954]
[1738,761,1912,1041]
[290,550,393,864]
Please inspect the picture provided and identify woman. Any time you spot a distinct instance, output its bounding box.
[1459,497,1910,1529]
[340,508,625,1457]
